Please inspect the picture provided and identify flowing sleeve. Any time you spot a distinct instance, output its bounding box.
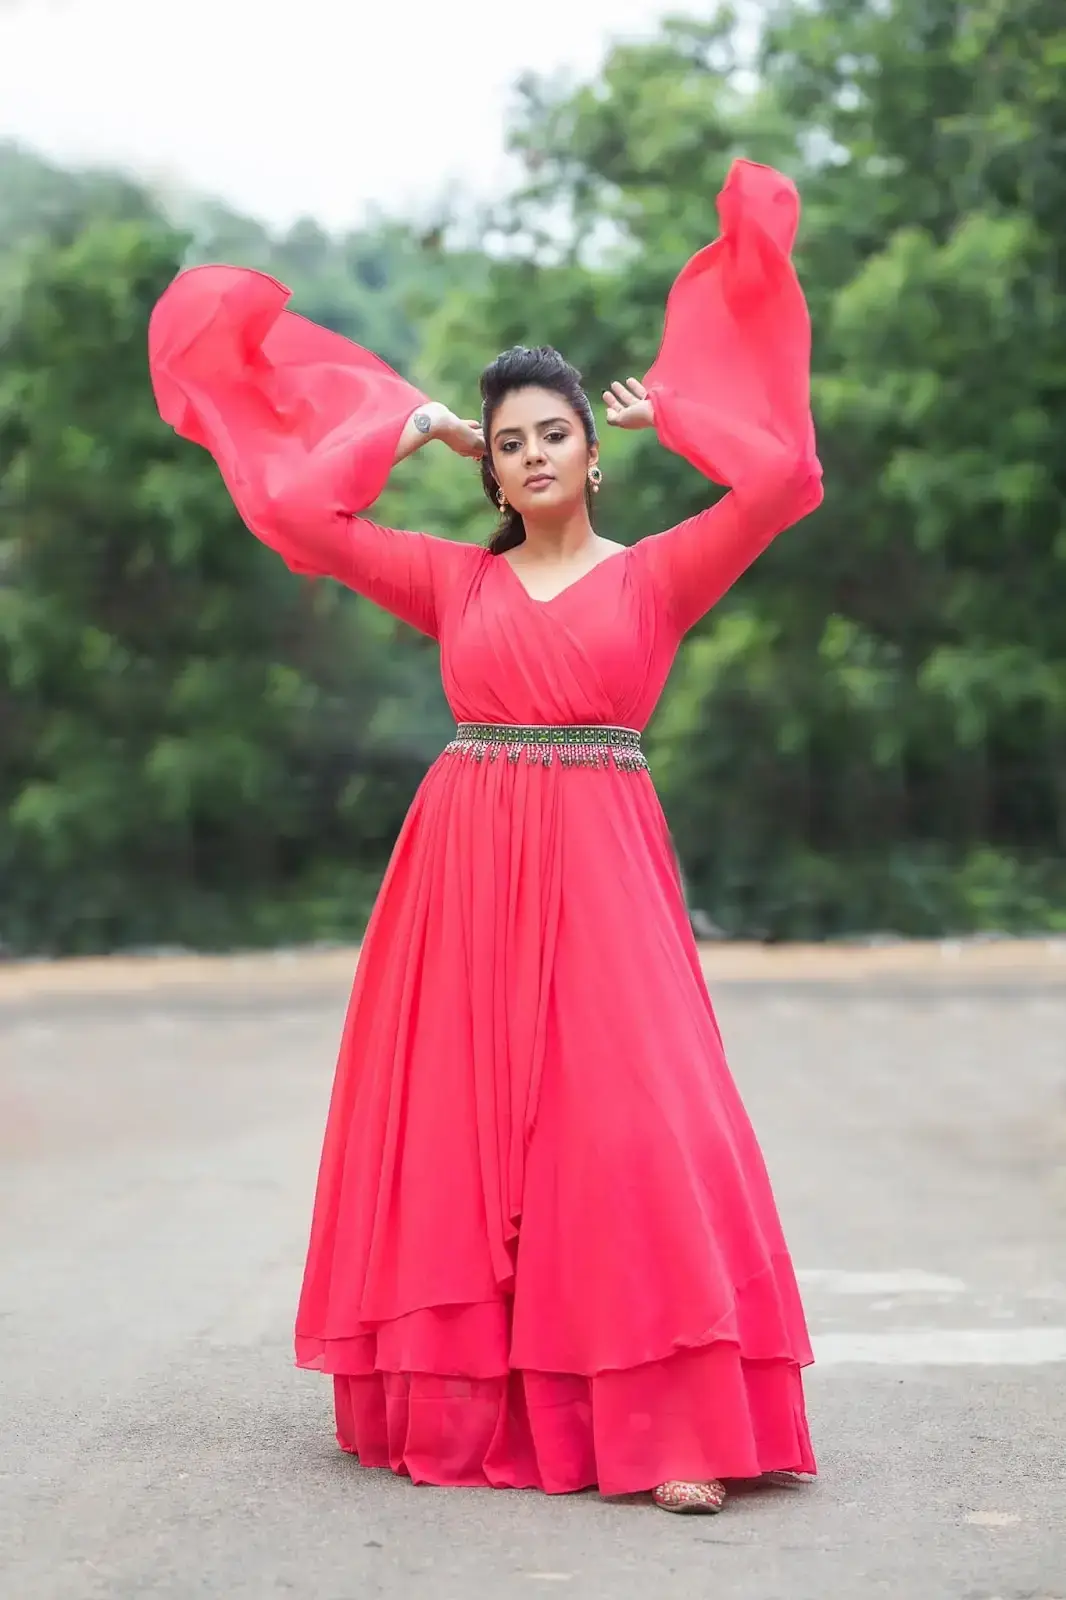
[636,159,824,636]
[148,265,474,638]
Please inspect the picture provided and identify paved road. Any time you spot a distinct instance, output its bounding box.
[2,954,1064,1599]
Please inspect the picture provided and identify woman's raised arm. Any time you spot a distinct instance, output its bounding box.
[148,267,484,638]
[613,159,823,635]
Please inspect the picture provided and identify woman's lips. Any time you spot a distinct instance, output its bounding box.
[524,474,555,489]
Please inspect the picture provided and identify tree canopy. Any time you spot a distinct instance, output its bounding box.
[2,0,1064,953]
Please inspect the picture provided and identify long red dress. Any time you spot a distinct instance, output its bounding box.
[150,160,824,1496]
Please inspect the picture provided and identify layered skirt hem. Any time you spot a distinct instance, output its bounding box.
[300,1307,815,1496]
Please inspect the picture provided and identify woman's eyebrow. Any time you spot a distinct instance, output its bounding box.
[493,416,571,442]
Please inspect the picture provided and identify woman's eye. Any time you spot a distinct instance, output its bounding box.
[501,440,519,452]
[545,431,566,443]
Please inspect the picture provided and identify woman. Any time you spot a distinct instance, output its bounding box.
[150,159,823,1514]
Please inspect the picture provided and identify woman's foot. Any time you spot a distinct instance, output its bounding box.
[653,1479,727,1515]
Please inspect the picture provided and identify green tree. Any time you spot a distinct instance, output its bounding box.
[4,0,1066,952]
[0,186,432,953]
[422,1,1066,935]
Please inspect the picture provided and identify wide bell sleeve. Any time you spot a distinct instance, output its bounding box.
[148,265,474,638]
[637,159,824,635]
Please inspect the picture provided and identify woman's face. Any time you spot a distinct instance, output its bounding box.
[489,387,597,517]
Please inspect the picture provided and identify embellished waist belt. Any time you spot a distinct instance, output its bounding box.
[444,723,648,772]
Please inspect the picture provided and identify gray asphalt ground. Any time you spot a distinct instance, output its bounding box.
[1,947,1064,1599]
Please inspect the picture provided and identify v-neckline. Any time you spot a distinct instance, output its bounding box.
[499,547,629,607]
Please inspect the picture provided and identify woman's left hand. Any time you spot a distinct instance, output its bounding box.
[603,378,654,430]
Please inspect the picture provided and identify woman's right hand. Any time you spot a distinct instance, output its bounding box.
[430,406,485,459]
[396,403,485,467]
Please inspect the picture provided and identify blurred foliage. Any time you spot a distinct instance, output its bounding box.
[2,0,1066,952]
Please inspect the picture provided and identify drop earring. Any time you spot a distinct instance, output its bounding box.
[496,487,507,510]
[588,465,603,492]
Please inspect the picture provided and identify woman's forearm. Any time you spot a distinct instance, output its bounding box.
[392,402,484,468]
[393,402,451,465]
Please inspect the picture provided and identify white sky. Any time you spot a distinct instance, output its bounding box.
[0,0,674,231]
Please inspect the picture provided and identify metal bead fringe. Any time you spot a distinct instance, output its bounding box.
[444,723,648,773]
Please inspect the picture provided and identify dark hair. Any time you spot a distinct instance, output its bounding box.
[479,346,598,555]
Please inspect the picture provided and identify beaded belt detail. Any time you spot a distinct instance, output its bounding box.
[444,723,648,772]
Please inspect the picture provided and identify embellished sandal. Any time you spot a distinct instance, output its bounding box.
[653,1479,727,1515]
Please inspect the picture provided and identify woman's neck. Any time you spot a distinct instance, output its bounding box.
[514,506,598,564]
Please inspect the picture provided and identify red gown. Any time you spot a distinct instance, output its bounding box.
[150,160,824,1495]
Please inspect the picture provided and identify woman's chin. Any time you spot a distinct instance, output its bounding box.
[516,485,577,515]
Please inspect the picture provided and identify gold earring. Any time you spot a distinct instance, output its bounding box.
[496,487,507,510]
[588,465,603,491]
